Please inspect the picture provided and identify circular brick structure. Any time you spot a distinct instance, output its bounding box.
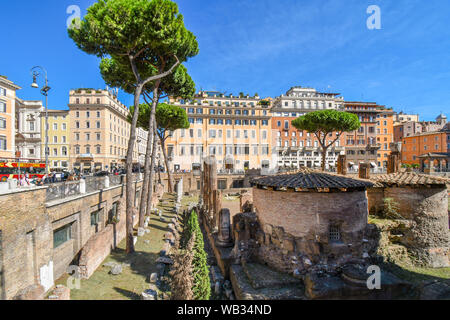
[250,171,374,273]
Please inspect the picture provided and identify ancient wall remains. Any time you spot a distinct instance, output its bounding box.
[0,187,52,300]
[369,185,449,267]
[0,177,156,299]
[250,188,370,274]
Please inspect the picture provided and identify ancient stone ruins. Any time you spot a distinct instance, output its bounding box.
[195,156,450,300]
[0,154,448,300]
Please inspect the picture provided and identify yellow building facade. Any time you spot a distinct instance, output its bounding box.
[41,110,70,171]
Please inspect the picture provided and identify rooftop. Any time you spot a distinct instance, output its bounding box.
[370,172,450,187]
[251,169,373,192]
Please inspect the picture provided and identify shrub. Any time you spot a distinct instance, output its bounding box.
[184,210,211,300]
[170,232,194,300]
[382,198,404,220]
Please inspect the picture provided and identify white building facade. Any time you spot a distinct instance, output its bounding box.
[271,87,345,170]
[15,98,44,160]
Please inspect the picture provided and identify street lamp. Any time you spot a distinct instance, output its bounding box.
[30,66,51,174]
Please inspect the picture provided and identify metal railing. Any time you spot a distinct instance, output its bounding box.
[46,181,81,202]
[85,176,107,194]
[45,174,136,202]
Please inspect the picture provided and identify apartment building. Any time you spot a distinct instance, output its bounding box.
[68,89,138,173]
[401,129,450,167]
[343,102,385,170]
[271,86,345,169]
[136,127,149,167]
[393,112,419,125]
[0,76,21,158]
[41,110,70,170]
[168,91,273,173]
[394,121,423,142]
[15,98,44,160]
[376,110,395,168]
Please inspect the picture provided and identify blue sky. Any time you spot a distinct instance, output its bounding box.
[1,0,449,120]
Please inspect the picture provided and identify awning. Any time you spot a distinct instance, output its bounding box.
[348,162,355,166]
[370,162,377,168]
[225,158,234,164]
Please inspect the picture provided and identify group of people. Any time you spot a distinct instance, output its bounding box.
[17,171,82,187]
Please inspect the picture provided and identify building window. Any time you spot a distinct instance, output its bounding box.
[53,224,72,248]
[329,225,341,242]
[91,210,101,227]
[0,117,6,129]
[0,136,6,150]
[0,101,6,112]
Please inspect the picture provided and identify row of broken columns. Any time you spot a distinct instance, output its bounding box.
[200,156,233,248]
[336,150,401,180]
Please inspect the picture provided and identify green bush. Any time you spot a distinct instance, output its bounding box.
[382,198,404,220]
[184,210,211,300]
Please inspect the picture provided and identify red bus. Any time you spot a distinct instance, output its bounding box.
[0,158,46,182]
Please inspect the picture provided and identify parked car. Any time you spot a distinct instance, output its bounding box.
[94,171,110,177]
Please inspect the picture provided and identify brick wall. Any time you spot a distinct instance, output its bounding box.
[251,187,370,273]
[253,188,368,239]
[0,187,52,300]
[46,183,143,280]
[0,179,153,299]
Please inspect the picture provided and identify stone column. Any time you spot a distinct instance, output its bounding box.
[216,209,233,248]
[337,154,347,175]
[213,190,222,233]
[359,163,370,179]
[209,157,217,224]
[79,179,86,194]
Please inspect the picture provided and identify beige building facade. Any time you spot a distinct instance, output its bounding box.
[168,91,273,173]
[68,89,138,173]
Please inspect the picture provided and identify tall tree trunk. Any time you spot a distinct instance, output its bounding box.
[138,85,160,228]
[138,129,153,228]
[126,84,144,254]
[146,122,158,217]
[321,147,327,172]
[160,135,173,193]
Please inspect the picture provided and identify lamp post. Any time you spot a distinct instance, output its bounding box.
[30,66,51,174]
